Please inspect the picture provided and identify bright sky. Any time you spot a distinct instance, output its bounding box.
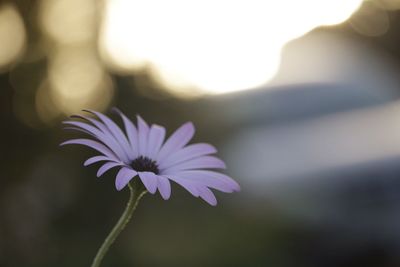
[99,0,363,96]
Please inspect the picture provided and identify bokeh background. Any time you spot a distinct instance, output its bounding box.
[2,0,400,266]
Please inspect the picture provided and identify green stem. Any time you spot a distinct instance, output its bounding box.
[91,181,147,267]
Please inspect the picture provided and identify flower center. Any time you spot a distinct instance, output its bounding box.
[131,156,159,174]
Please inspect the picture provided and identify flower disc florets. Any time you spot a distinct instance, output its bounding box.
[131,156,159,174]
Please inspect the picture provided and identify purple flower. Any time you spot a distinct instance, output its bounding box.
[61,109,240,205]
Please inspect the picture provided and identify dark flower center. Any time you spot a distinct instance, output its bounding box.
[131,156,159,174]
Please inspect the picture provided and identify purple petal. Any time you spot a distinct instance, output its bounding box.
[197,187,217,206]
[146,125,166,159]
[138,171,158,194]
[156,122,195,163]
[84,110,133,160]
[137,115,149,156]
[165,175,200,197]
[97,162,123,177]
[113,108,139,158]
[168,172,234,193]
[168,176,218,205]
[156,175,171,200]
[115,167,137,191]
[64,126,94,136]
[70,115,117,142]
[63,120,99,134]
[72,114,107,133]
[63,120,129,163]
[60,139,118,160]
[161,156,226,174]
[175,170,240,192]
[158,143,217,169]
[69,116,116,144]
[84,156,112,166]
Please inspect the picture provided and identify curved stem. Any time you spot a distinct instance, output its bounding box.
[91,181,147,267]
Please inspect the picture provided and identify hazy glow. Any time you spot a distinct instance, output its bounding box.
[350,1,389,37]
[379,0,400,10]
[39,0,96,44]
[48,48,114,115]
[35,81,61,124]
[0,4,26,71]
[37,0,110,121]
[100,0,362,96]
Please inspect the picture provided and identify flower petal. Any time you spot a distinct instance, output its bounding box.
[70,115,117,142]
[137,115,150,156]
[197,187,217,206]
[115,167,137,191]
[156,175,171,200]
[112,108,139,158]
[138,171,158,194]
[167,172,234,193]
[63,126,93,136]
[158,143,217,169]
[97,162,123,177]
[175,170,240,192]
[156,122,195,163]
[168,175,218,205]
[84,156,112,166]
[161,156,226,174]
[147,125,166,159]
[84,110,133,160]
[63,120,129,162]
[71,115,121,146]
[63,120,99,135]
[165,175,200,197]
[60,139,118,160]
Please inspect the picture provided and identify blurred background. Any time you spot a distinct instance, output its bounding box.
[1,0,400,266]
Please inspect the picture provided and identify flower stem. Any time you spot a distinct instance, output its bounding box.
[91,181,147,267]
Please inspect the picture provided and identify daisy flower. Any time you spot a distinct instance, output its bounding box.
[61,108,240,205]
